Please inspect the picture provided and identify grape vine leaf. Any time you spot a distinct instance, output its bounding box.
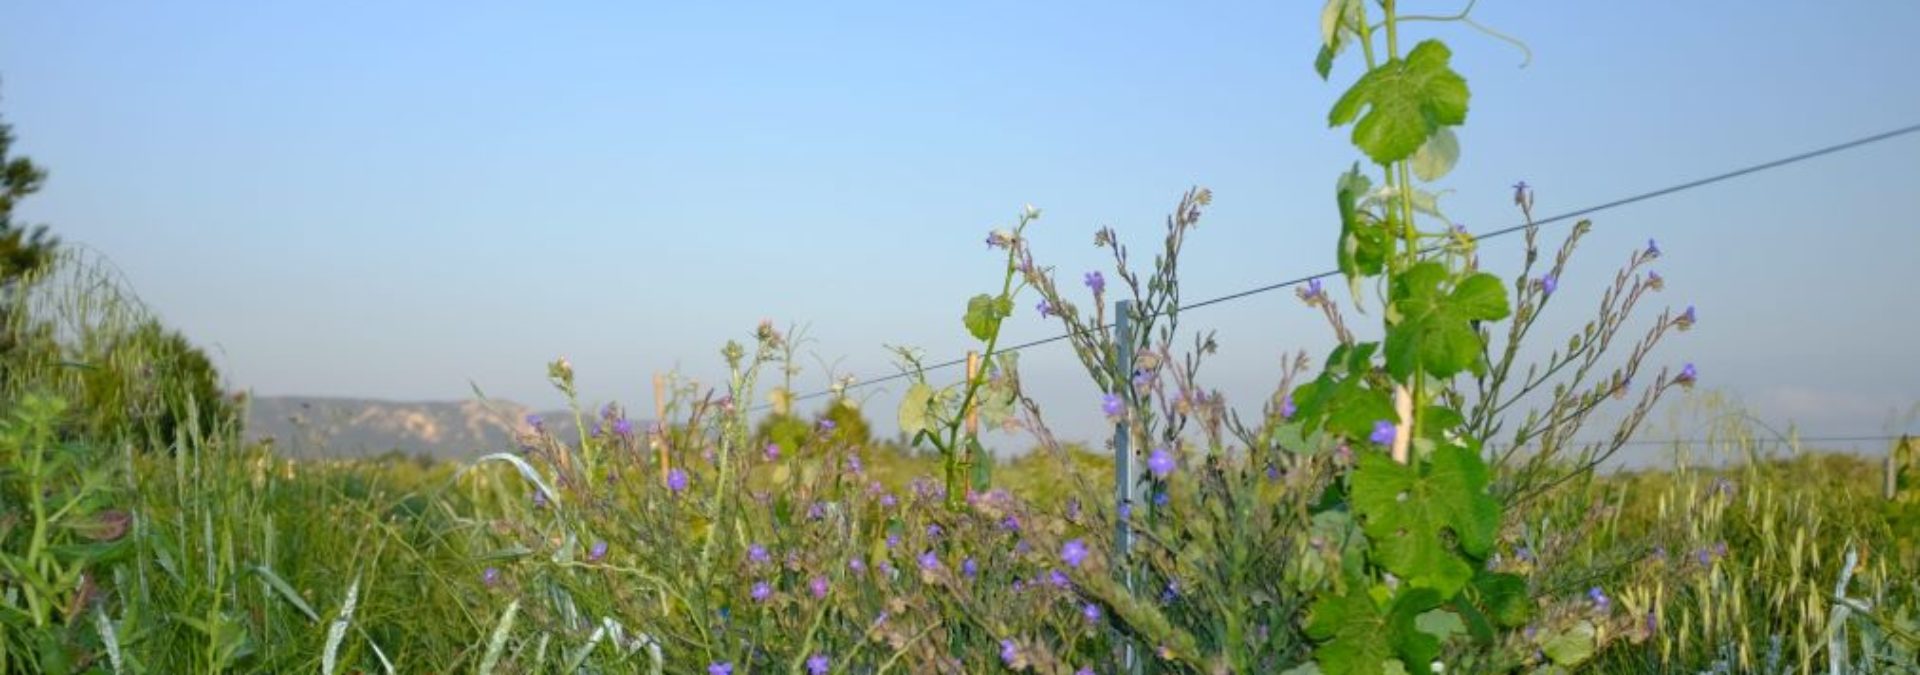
[1328,40,1470,165]
[1336,165,1389,298]
[1384,262,1510,380]
[1307,586,1445,674]
[1352,442,1498,598]
[1469,571,1530,628]
[1410,127,1460,181]
[963,294,1012,341]
[897,382,935,436]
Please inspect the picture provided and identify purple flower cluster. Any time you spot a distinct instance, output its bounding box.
[1370,420,1397,446]
[1147,448,1175,479]
[1084,271,1105,295]
[667,468,689,493]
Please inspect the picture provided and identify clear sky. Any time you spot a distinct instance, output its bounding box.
[3,2,1918,458]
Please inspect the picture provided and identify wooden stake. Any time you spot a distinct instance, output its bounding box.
[965,351,981,436]
[654,372,670,484]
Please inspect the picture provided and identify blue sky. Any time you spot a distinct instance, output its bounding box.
[3,2,1918,457]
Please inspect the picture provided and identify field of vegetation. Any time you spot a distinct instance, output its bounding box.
[5,2,1920,674]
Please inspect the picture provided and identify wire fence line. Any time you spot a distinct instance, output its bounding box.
[1489,434,1912,449]
[767,122,1920,411]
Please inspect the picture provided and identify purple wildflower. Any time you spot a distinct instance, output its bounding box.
[1539,274,1558,295]
[1102,393,1124,418]
[525,414,544,432]
[613,418,633,436]
[879,493,897,508]
[1084,271,1105,294]
[918,550,940,571]
[1647,270,1665,290]
[482,567,499,586]
[1154,490,1170,507]
[926,523,943,539]
[587,540,608,562]
[709,663,734,675]
[962,558,978,578]
[1279,394,1297,420]
[1589,586,1611,614]
[1677,305,1697,330]
[1301,277,1326,304]
[1646,238,1661,258]
[1369,420,1397,446]
[667,468,688,493]
[748,544,770,565]
[765,442,781,461]
[1037,300,1056,319]
[1148,448,1175,479]
[1062,539,1089,567]
[1002,515,1021,533]
[1000,639,1020,666]
[810,575,829,599]
[1050,569,1071,588]
[532,490,548,508]
[807,654,830,675]
[1076,669,1094,675]
[848,556,866,573]
[886,533,900,549]
[1083,603,1102,623]
[846,454,863,474]
[817,418,837,433]
[1676,363,1698,387]
[1512,180,1531,205]
[751,581,771,602]
[986,230,1011,249]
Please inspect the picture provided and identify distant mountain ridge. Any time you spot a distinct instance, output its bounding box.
[244,396,617,461]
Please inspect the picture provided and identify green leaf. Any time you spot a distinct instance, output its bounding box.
[1336,165,1387,290]
[897,382,934,436]
[1410,127,1459,181]
[1448,273,1510,321]
[1352,443,1499,598]
[1314,0,1360,80]
[1315,44,1338,80]
[1328,40,1470,165]
[1384,265,1510,380]
[1306,587,1396,675]
[1542,620,1598,667]
[1414,609,1466,643]
[1469,571,1531,628]
[1309,585,1448,675]
[962,294,1007,342]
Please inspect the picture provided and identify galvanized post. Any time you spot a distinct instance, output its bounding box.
[1112,300,1140,672]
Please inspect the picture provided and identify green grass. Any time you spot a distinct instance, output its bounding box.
[3,391,1914,672]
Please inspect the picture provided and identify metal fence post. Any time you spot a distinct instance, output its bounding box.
[1112,300,1140,673]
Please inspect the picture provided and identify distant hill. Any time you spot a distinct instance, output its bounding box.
[243,396,625,461]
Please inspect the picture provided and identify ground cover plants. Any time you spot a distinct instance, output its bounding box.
[3,1,1919,673]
